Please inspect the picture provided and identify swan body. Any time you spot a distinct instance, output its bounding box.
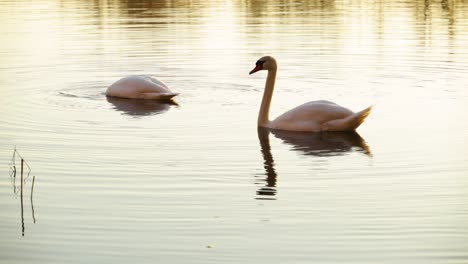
[106,75,178,100]
[250,56,371,132]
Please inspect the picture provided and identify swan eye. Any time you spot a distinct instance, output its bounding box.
[256,60,265,66]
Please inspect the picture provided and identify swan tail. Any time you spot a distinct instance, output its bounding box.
[141,92,179,100]
[322,106,372,131]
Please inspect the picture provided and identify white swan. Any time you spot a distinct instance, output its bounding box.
[106,75,178,100]
[249,56,372,132]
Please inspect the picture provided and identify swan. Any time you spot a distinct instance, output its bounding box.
[249,56,372,132]
[106,75,179,100]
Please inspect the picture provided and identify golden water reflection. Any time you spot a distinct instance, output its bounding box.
[1,0,468,262]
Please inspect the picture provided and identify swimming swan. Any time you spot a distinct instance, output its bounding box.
[106,75,179,100]
[249,56,372,132]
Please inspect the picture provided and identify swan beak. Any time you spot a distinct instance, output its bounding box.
[249,65,262,75]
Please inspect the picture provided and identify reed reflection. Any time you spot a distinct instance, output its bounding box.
[9,149,36,237]
[256,128,370,200]
[107,97,177,117]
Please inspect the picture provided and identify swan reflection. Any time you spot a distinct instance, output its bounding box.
[257,128,278,200]
[107,96,177,116]
[270,129,371,157]
[256,128,371,200]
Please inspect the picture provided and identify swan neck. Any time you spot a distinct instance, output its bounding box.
[258,68,276,127]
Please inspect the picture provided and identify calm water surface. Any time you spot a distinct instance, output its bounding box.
[1,0,468,263]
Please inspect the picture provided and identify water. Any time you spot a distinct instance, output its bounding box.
[1,0,468,263]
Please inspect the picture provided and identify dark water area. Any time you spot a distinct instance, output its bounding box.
[1,0,468,263]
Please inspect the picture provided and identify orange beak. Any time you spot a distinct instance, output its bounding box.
[249,65,262,75]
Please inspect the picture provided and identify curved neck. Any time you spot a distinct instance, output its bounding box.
[258,68,276,127]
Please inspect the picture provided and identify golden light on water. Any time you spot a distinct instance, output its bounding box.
[1,1,468,263]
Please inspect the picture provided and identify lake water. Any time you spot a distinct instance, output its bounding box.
[1,0,468,263]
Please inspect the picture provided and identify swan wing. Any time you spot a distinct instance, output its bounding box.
[106,76,175,99]
[269,101,354,132]
[322,106,372,131]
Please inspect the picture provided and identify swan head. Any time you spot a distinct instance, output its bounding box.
[249,56,277,75]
